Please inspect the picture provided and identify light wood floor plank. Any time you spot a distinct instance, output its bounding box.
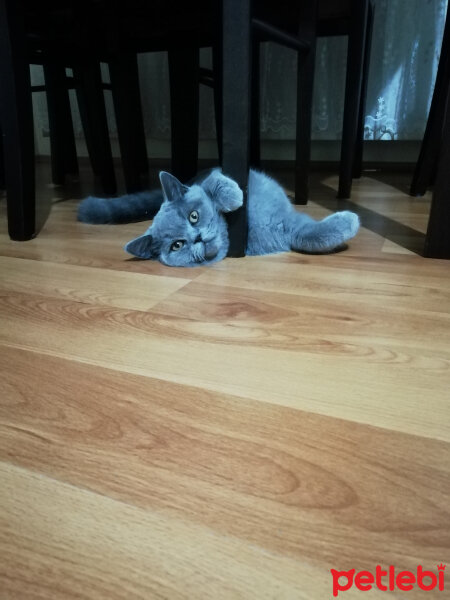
[195,255,450,310]
[0,255,191,311]
[0,284,448,441]
[0,347,449,583]
[0,462,337,600]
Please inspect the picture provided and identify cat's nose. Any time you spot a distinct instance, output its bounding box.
[194,234,203,244]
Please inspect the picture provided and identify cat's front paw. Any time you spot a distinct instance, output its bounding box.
[218,178,244,212]
[203,172,243,213]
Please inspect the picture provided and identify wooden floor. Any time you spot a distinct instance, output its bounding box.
[0,166,449,599]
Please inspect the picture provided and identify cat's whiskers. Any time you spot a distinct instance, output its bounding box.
[193,243,206,264]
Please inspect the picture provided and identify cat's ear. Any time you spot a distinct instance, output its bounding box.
[159,171,189,201]
[202,171,243,213]
[124,233,158,259]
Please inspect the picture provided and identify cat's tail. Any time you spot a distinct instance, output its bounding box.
[77,189,164,224]
[291,210,360,253]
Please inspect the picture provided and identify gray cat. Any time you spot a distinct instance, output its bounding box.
[78,169,359,267]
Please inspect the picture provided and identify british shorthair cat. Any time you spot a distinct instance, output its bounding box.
[78,168,359,266]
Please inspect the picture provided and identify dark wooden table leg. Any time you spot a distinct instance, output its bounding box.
[222,0,251,257]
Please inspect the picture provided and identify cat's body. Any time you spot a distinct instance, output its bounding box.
[78,168,359,266]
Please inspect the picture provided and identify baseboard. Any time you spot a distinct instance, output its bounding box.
[36,139,420,174]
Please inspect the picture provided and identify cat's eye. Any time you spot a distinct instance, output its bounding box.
[170,240,185,252]
[189,210,199,224]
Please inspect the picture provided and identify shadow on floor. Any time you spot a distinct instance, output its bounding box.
[310,174,427,256]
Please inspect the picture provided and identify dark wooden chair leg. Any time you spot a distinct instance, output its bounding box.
[294,0,318,205]
[424,84,450,259]
[73,62,116,195]
[352,0,374,179]
[168,46,200,183]
[60,78,79,178]
[250,38,261,167]
[337,0,369,199]
[0,127,4,189]
[222,0,251,257]
[410,6,450,197]
[75,68,99,176]
[294,48,316,205]
[126,56,149,177]
[43,63,79,185]
[212,42,223,165]
[109,53,148,193]
[0,0,48,240]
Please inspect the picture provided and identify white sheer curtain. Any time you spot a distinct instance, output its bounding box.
[361,0,446,140]
[31,0,448,155]
[260,0,447,142]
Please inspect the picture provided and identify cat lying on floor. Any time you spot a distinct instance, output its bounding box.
[78,169,359,267]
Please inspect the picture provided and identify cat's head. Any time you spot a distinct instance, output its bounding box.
[124,170,243,267]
